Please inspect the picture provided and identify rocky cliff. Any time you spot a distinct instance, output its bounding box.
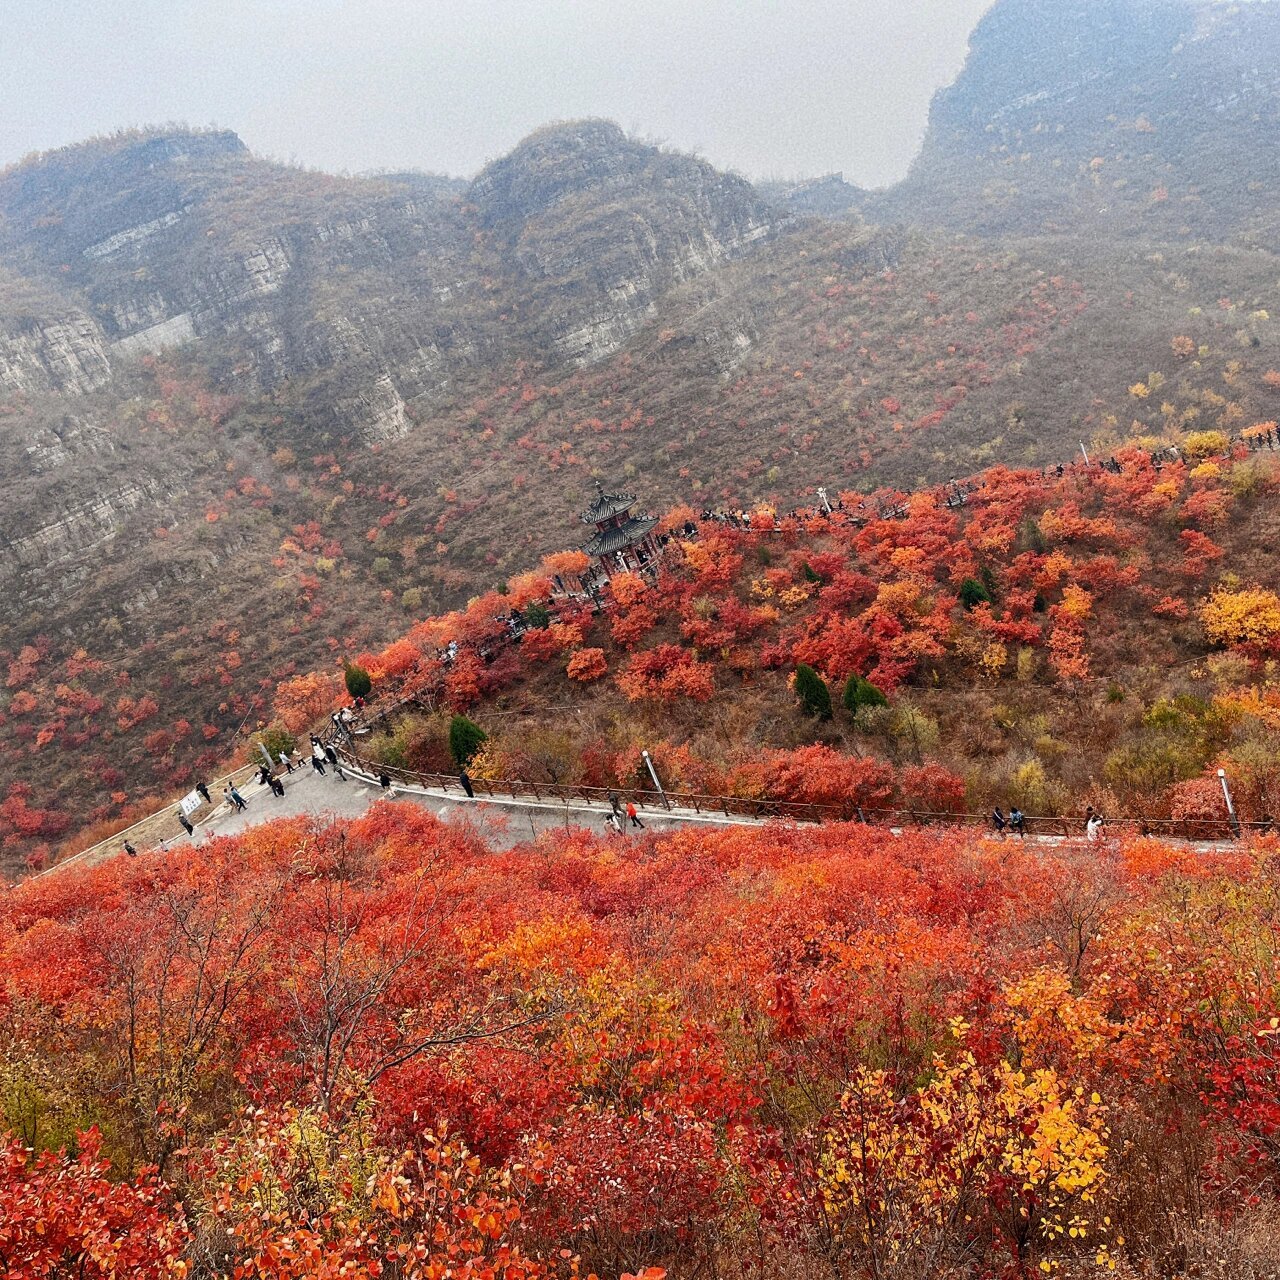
[0,121,780,426]
[873,0,1280,240]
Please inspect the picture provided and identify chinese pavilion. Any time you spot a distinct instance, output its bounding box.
[581,483,661,579]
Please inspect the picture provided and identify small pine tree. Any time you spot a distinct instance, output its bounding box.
[449,714,487,767]
[794,664,833,720]
[344,661,372,700]
[844,674,889,719]
[523,601,552,630]
[253,726,296,765]
[801,561,821,584]
[1018,516,1047,554]
[959,578,992,611]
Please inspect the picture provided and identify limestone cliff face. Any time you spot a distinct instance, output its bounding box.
[0,314,111,395]
[0,122,780,428]
[873,0,1280,239]
[472,121,778,366]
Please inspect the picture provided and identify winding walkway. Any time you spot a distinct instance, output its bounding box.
[42,758,767,878]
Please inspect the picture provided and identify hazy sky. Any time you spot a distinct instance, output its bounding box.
[3,0,993,187]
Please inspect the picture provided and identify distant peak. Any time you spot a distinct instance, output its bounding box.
[4,127,247,181]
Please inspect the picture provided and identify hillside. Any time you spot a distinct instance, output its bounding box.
[257,435,1280,847]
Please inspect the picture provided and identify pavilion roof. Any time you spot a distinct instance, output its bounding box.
[583,514,658,557]
[580,484,637,525]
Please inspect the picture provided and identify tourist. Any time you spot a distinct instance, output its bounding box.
[1009,807,1026,838]
[195,781,211,804]
[1087,813,1104,843]
[177,811,195,838]
[627,801,645,830]
[123,841,137,857]
[225,784,248,813]
[607,790,623,821]
[992,807,1007,835]
[279,750,294,774]
[269,776,285,797]
[459,769,475,799]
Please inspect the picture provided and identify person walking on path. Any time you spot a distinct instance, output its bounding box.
[626,801,645,830]
[608,790,623,822]
[279,750,295,774]
[310,739,327,776]
[323,742,339,768]
[124,841,138,857]
[177,811,195,838]
[604,811,623,835]
[1009,807,1026,839]
[992,807,1007,836]
[459,770,475,799]
[1086,813,1104,843]
[225,785,248,813]
[378,771,394,795]
[195,781,212,805]
[269,776,285,797]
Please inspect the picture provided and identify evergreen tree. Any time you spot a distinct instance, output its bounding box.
[343,661,372,700]
[449,714,487,767]
[959,578,992,611]
[844,674,889,718]
[794,664,833,720]
[523,601,552,630]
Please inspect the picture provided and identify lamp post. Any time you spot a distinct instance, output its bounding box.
[817,486,832,515]
[1218,767,1241,839]
[642,749,670,811]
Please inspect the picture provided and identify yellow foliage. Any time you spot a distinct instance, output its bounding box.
[819,1041,1109,1267]
[1057,584,1094,623]
[1200,587,1280,654]
[1182,429,1229,460]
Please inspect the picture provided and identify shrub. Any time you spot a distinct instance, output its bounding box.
[449,714,487,768]
[1200,587,1280,658]
[566,648,608,682]
[343,662,372,700]
[252,726,296,766]
[959,578,993,610]
[794,664,832,720]
[844,674,889,718]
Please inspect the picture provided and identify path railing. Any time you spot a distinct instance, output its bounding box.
[333,744,1274,843]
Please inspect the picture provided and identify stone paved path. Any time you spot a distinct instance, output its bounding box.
[156,763,759,858]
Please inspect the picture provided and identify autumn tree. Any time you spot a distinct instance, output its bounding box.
[274,670,344,735]
[1201,587,1280,658]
